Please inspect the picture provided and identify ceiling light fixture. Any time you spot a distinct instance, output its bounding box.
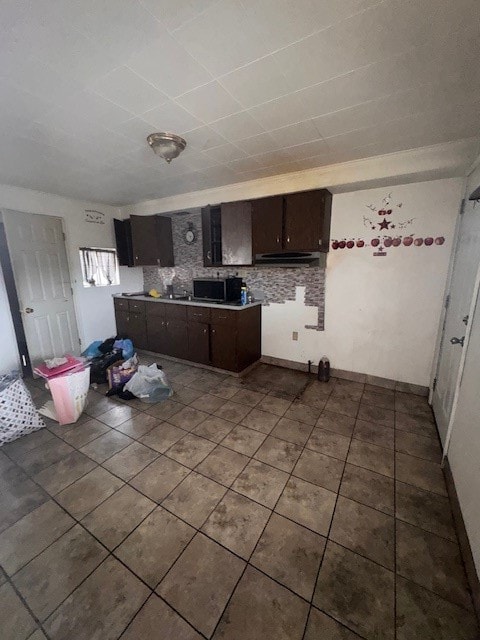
[147,132,186,163]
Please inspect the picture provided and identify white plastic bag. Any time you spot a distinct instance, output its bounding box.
[124,365,173,403]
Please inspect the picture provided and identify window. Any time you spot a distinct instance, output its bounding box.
[79,247,119,287]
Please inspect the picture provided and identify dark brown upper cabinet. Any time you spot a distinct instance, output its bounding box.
[284,189,332,252]
[130,214,174,267]
[201,205,222,267]
[251,196,283,254]
[221,200,253,266]
[202,188,332,267]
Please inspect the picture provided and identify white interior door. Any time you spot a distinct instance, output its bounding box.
[432,195,480,444]
[2,210,80,368]
[444,280,480,574]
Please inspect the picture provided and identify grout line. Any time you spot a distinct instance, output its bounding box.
[301,392,359,639]
[1,565,52,639]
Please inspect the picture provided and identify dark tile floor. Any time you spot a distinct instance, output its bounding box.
[1,358,479,640]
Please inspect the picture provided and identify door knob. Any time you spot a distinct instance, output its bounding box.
[450,336,465,347]
[24,307,34,314]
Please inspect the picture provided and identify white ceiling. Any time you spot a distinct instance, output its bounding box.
[0,0,479,205]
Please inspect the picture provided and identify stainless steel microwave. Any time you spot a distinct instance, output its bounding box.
[193,277,242,302]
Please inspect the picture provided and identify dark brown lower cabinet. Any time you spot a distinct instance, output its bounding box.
[210,324,237,370]
[114,303,148,350]
[128,312,148,350]
[146,320,168,354]
[188,322,210,365]
[165,320,188,360]
[114,298,261,373]
[115,309,129,336]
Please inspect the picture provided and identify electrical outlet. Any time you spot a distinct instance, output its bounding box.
[292,331,298,341]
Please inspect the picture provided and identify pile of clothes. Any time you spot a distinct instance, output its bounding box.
[83,337,172,403]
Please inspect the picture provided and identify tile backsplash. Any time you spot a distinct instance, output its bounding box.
[142,210,325,330]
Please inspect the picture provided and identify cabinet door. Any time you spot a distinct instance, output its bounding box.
[130,215,174,266]
[188,322,210,365]
[284,190,330,252]
[115,310,129,336]
[146,315,168,353]
[252,196,283,254]
[221,201,253,266]
[128,312,148,350]
[114,219,134,266]
[211,324,237,371]
[201,205,222,267]
[155,216,174,267]
[167,319,188,360]
[131,215,160,266]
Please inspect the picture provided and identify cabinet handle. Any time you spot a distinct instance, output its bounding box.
[276,236,280,243]
[206,250,211,260]
[135,255,138,260]
[211,329,216,334]
[203,329,207,334]
[318,239,322,247]
[286,236,290,243]
[166,321,169,327]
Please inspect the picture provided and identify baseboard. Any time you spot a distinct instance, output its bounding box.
[443,457,480,622]
[260,356,429,396]
[136,349,260,378]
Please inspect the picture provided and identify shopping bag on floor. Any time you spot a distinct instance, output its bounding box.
[0,374,45,445]
[124,364,173,403]
[45,366,90,425]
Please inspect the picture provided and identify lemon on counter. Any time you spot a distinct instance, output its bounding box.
[149,288,161,298]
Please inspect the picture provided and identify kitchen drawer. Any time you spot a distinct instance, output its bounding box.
[146,301,166,318]
[114,297,129,311]
[129,299,145,314]
[211,308,237,326]
[165,303,187,321]
[187,306,211,323]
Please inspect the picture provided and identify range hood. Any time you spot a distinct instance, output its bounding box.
[254,251,325,267]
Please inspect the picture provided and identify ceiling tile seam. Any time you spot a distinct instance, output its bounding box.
[159,0,226,35]
[156,28,263,134]
[150,19,222,95]
[89,63,169,109]
[308,80,480,142]
[166,0,386,69]
[319,102,468,155]
[206,18,475,116]
[122,62,214,105]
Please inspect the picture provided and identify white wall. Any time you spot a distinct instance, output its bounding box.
[261,178,462,386]
[0,184,143,374]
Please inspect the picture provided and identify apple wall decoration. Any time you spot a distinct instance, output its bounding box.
[330,193,446,256]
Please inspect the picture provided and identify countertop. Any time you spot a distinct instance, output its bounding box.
[115,294,262,311]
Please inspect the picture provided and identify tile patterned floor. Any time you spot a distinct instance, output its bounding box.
[1,359,479,640]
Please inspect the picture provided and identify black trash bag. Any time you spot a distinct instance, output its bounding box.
[90,351,122,384]
[97,338,116,354]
